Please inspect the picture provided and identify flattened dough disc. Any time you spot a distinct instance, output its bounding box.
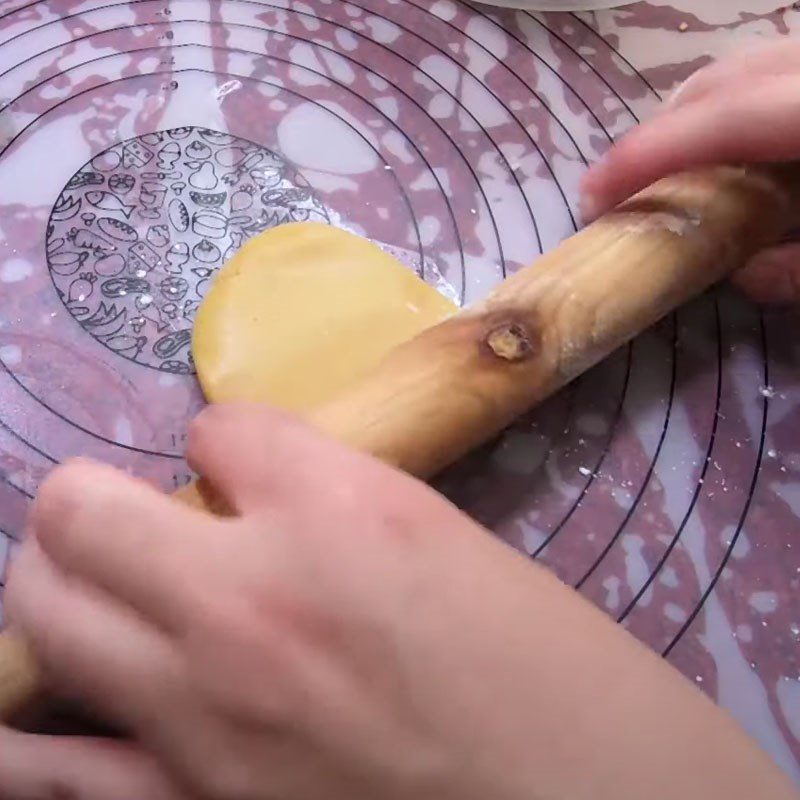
[192,222,457,411]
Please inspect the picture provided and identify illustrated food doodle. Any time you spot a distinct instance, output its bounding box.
[47,127,329,373]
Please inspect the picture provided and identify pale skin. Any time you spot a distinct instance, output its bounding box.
[581,39,800,305]
[3,41,800,800]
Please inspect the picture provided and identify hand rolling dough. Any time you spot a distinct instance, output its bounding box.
[192,222,457,411]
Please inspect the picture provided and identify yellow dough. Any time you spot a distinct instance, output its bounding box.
[192,222,457,411]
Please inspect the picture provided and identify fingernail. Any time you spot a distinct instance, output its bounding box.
[665,84,685,108]
[665,73,695,108]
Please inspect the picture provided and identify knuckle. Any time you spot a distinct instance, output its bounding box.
[188,587,314,721]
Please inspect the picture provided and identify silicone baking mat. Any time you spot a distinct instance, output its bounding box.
[0,0,797,782]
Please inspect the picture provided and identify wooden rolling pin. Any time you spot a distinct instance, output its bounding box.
[2,163,800,721]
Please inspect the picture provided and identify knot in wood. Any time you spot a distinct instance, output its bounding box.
[485,323,535,362]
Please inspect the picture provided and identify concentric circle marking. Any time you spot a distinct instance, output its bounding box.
[0,2,796,766]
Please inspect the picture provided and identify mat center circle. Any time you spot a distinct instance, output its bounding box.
[46,126,329,373]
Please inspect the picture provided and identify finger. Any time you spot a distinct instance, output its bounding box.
[187,403,466,534]
[186,402,367,514]
[732,242,800,306]
[6,540,181,730]
[0,728,187,800]
[29,459,217,633]
[665,41,800,110]
[581,75,800,221]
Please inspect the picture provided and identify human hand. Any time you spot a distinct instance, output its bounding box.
[4,404,797,800]
[582,40,800,305]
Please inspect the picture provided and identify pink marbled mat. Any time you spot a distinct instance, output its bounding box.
[0,0,797,782]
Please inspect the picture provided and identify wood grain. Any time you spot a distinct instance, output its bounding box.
[2,163,799,720]
[189,163,800,485]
